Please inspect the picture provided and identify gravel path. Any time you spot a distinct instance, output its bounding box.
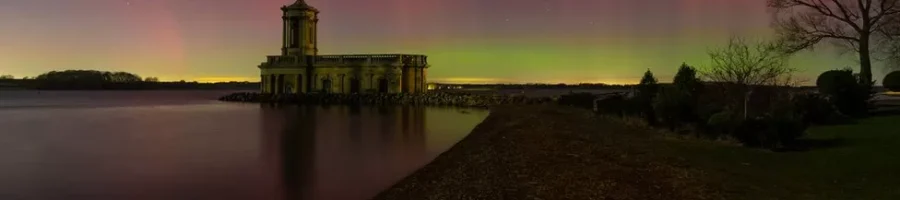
[373,105,721,200]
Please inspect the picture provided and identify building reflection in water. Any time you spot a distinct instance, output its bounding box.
[260,105,437,200]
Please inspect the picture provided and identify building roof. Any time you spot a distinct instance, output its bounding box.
[283,0,318,12]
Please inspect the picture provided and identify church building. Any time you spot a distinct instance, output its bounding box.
[259,0,429,94]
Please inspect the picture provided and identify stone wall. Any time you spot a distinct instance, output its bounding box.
[312,66,402,93]
[260,65,425,94]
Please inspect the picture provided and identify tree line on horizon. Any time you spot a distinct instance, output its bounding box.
[0,70,259,90]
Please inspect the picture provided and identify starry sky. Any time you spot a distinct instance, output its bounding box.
[0,0,876,84]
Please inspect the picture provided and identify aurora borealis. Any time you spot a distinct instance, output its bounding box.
[0,0,876,84]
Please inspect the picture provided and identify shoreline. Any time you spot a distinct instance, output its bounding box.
[372,105,720,200]
[218,92,556,107]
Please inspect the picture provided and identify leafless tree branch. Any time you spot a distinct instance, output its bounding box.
[704,37,796,87]
[769,0,900,83]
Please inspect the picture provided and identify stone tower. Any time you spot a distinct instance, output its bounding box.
[259,0,429,95]
[281,0,318,56]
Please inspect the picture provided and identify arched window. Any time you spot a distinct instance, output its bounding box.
[290,20,300,48]
[322,79,332,93]
[378,78,389,93]
[350,77,361,93]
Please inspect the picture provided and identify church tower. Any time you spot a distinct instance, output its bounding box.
[258,0,428,95]
[281,0,318,56]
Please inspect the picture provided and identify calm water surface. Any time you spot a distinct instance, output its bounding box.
[0,90,489,200]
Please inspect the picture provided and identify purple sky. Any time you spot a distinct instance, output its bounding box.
[0,0,868,84]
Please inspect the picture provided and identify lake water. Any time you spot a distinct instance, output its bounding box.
[0,90,489,200]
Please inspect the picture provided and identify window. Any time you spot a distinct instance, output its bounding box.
[290,20,300,48]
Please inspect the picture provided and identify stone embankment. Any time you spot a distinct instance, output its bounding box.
[218,92,555,107]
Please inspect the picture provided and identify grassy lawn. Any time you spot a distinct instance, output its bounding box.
[376,106,897,200]
[663,115,900,200]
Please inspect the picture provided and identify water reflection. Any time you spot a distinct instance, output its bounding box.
[262,105,455,200]
[0,91,487,200]
[260,105,311,200]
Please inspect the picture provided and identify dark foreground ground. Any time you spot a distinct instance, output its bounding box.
[373,106,721,200]
[374,105,900,200]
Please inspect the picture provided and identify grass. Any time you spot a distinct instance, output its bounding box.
[375,106,900,200]
[661,115,900,200]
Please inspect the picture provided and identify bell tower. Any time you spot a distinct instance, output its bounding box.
[281,0,318,56]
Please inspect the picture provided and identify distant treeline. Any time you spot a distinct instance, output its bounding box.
[429,82,825,91]
[0,70,259,90]
[432,83,638,90]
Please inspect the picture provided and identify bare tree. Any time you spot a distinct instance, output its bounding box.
[769,0,900,85]
[706,37,796,86]
[704,37,797,118]
[885,29,900,72]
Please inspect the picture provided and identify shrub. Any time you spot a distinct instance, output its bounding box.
[559,92,597,109]
[733,118,774,148]
[705,110,738,139]
[817,69,856,94]
[694,86,728,122]
[593,93,627,116]
[725,107,809,150]
[885,71,900,92]
[732,116,806,149]
[653,87,696,131]
[656,63,705,131]
[771,115,808,147]
[790,93,848,125]
[621,96,647,117]
[816,69,872,117]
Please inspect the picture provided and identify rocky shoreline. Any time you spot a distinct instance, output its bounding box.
[218,92,555,107]
[372,105,720,200]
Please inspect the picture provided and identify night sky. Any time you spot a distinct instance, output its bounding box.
[0,0,871,84]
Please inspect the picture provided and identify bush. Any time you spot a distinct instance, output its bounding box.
[816,69,872,117]
[771,116,808,147]
[594,93,647,118]
[654,87,697,131]
[700,94,809,149]
[654,63,705,132]
[791,93,848,125]
[885,71,900,92]
[559,92,597,109]
[733,118,773,148]
[593,93,627,116]
[733,116,807,149]
[817,69,856,94]
[705,110,738,139]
